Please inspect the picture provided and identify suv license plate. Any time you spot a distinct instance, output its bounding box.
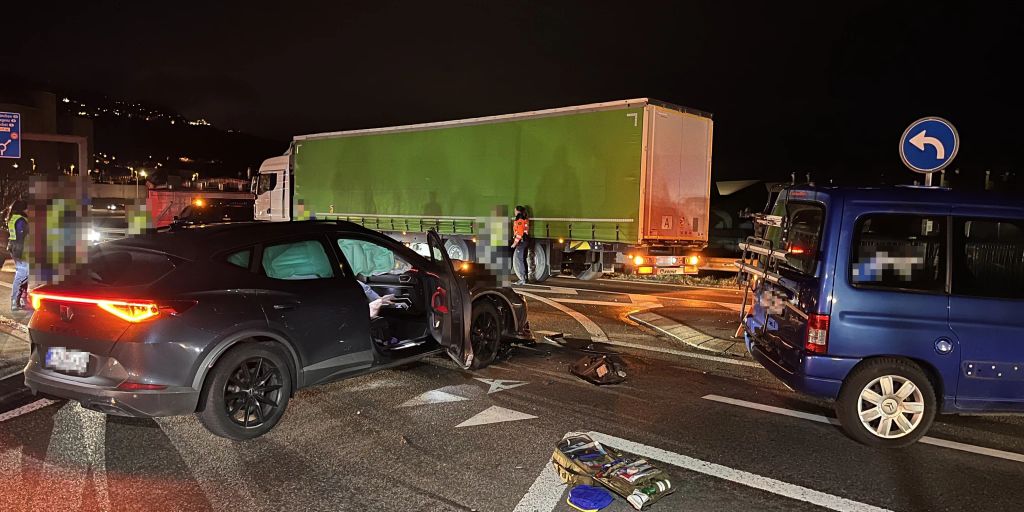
[45,347,89,373]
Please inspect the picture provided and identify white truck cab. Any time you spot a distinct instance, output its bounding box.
[254,154,290,221]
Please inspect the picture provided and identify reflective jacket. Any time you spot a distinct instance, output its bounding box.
[7,213,27,260]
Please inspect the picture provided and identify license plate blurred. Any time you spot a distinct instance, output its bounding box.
[656,267,683,275]
[45,347,89,373]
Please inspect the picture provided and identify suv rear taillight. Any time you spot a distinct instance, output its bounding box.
[29,292,194,323]
[805,314,829,354]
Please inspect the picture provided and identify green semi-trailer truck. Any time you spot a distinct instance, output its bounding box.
[254,98,713,281]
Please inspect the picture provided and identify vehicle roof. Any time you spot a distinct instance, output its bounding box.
[104,221,379,261]
[786,185,1024,213]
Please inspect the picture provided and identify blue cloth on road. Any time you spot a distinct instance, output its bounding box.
[567,485,614,511]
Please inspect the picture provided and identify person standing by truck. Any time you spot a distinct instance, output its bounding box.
[7,200,29,311]
[511,205,531,285]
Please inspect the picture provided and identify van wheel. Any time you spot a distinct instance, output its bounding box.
[197,343,292,441]
[835,358,935,448]
[469,301,502,370]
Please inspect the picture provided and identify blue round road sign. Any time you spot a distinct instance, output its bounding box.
[900,117,959,173]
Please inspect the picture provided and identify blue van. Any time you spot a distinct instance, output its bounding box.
[740,186,1024,447]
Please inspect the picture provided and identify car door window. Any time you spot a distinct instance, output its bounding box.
[850,214,946,293]
[225,249,252,269]
[262,240,335,280]
[337,238,411,277]
[953,217,1024,299]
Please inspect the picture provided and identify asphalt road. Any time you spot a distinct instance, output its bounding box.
[1,273,1023,512]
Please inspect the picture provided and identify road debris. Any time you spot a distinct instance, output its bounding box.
[552,432,674,509]
[570,354,628,385]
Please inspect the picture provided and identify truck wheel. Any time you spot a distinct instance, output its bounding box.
[530,243,551,283]
[575,262,602,281]
[197,343,292,441]
[835,358,936,448]
[444,237,474,261]
[469,301,502,369]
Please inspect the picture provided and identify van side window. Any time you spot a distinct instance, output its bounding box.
[953,217,1024,299]
[850,215,945,293]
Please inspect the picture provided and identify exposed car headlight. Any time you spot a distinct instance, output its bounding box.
[87,229,101,243]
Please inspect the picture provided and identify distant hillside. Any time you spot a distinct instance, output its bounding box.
[59,92,286,179]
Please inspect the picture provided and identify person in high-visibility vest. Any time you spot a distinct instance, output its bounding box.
[7,200,29,311]
[511,205,531,285]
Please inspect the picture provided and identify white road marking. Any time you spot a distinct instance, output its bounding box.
[31,402,110,511]
[455,405,537,427]
[515,430,891,512]
[588,431,891,512]
[520,285,579,296]
[540,336,760,368]
[614,321,761,368]
[0,369,24,382]
[399,389,469,407]
[474,378,529,394]
[513,463,566,512]
[551,297,662,309]
[703,394,1024,464]
[0,398,57,423]
[520,292,609,342]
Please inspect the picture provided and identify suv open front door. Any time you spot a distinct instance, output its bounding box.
[426,230,474,369]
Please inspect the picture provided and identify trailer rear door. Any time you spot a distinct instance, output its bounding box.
[641,106,713,243]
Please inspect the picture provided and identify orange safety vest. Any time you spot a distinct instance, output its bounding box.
[513,218,530,239]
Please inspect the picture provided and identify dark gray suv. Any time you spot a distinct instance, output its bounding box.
[25,221,531,440]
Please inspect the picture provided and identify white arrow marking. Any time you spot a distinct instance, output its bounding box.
[455,405,537,427]
[399,389,470,407]
[474,378,529,394]
[909,130,945,159]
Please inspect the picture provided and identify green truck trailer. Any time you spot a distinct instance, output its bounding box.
[254,98,713,280]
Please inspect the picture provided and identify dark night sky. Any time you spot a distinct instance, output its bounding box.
[8,1,1024,184]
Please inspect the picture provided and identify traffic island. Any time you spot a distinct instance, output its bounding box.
[628,310,749,359]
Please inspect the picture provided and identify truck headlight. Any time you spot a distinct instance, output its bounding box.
[687,255,700,266]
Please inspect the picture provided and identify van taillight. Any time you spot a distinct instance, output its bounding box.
[805,314,829,354]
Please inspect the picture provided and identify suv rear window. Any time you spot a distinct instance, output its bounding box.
[851,214,945,293]
[86,248,177,286]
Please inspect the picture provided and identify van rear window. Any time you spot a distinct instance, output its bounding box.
[851,214,945,293]
[86,248,177,287]
[784,204,825,275]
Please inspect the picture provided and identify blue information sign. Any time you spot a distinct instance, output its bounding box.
[899,117,958,173]
[0,111,21,159]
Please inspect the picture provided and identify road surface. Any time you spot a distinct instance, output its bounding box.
[1,272,1022,511]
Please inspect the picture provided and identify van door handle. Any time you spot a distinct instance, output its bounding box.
[273,302,300,311]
